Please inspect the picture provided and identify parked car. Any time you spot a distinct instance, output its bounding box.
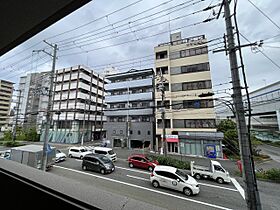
[0,150,11,160]
[92,147,117,162]
[190,160,230,184]
[128,154,159,171]
[150,165,200,196]
[68,146,92,159]
[55,149,66,163]
[82,154,115,174]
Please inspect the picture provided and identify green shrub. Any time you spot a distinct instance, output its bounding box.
[256,168,280,183]
[4,141,23,147]
[156,156,190,170]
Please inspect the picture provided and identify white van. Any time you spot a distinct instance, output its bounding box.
[68,146,92,159]
[93,147,117,162]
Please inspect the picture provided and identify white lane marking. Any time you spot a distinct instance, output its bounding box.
[127,175,150,181]
[115,166,150,174]
[230,178,245,200]
[54,165,232,210]
[198,182,238,192]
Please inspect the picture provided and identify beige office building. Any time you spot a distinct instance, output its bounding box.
[0,79,14,131]
[154,32,223,158]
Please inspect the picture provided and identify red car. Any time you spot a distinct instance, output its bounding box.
[128,154,159,172]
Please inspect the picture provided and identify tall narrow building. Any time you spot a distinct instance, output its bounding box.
[154,32,223,158]
[17,72,50,131]
[0,79,13,132]
[104,69,155,149]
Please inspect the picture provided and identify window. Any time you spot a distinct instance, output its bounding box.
[132,157,142,161]
[173,119,216,128]
[138,130,141,135]
[147,130,151,135]
[157,119,171,128]
[171,83,182,92]
[120,130,123,134]
[214,165,225,173]
[142,116,150,122]
[130,130,133,135]
[95,150,107,155]
[156,66,168,75]
[113,130,116,134]
[156,51,168,59]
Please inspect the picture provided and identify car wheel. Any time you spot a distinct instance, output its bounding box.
[80,156,83,159]
[68,154,72,158]
[152,180,160,188]
[216,177,224,184]
[148,166,153,172]
[183,187,192,196]
[82,165,87,171]
[100,169,105,174]
[194,174,201,180]
[129,163,134,168]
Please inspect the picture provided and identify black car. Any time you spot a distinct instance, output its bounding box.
[82,154,115,174]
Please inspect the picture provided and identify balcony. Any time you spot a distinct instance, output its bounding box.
[105,78,152,91]
[105,92,153,103]
[104,108,153,116]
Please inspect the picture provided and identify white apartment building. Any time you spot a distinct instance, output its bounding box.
[0,79,13,133]
[154,32,223,158]
[44,65,106,144]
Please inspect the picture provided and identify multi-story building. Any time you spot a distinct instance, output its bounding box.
[17,72,50,130]
[45,65,106,144]
[216,81,280,142]
[0,79,13,132]
[154,32,223,158]
[104,68,155,149]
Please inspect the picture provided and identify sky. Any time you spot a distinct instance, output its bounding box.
[0,0,280,97]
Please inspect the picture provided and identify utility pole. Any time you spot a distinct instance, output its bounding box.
[126,86,130,149]
[81,98,87,146]
[158,70,167,156]
[12,90,22,142]
[218,1,262,209]
[40,41,58,171]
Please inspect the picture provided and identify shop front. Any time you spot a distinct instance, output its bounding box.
[177,131,224,158]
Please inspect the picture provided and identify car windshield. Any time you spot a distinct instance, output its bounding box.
[80,149,86,152]
[108,150,114,155]
[176,169,188,180]
[57,150,61,153]
[99,156,111,163]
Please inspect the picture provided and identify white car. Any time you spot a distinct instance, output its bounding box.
[55,149,66,163]
[68,146,92,159]
[150,165,200,196]
[93,146,117,162]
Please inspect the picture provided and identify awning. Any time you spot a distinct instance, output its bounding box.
[163,135,179,143]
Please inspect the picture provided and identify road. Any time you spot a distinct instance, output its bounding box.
[51,157,247,210]
[258,144,280,163]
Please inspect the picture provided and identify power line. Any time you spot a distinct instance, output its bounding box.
[46,0,146,40]
[59,19,217,57]
[59,4,207,51]
[239,32,280,71]
[56,0,203,46]
[54,0,178,44]
[247,0,280,31]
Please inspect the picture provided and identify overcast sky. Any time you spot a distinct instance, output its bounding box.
[0,0,279,96]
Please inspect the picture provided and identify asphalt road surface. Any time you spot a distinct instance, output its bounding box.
[51,158,247,210]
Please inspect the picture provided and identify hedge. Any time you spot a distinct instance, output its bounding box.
[148,155,190,170]
[256,168,280,183]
